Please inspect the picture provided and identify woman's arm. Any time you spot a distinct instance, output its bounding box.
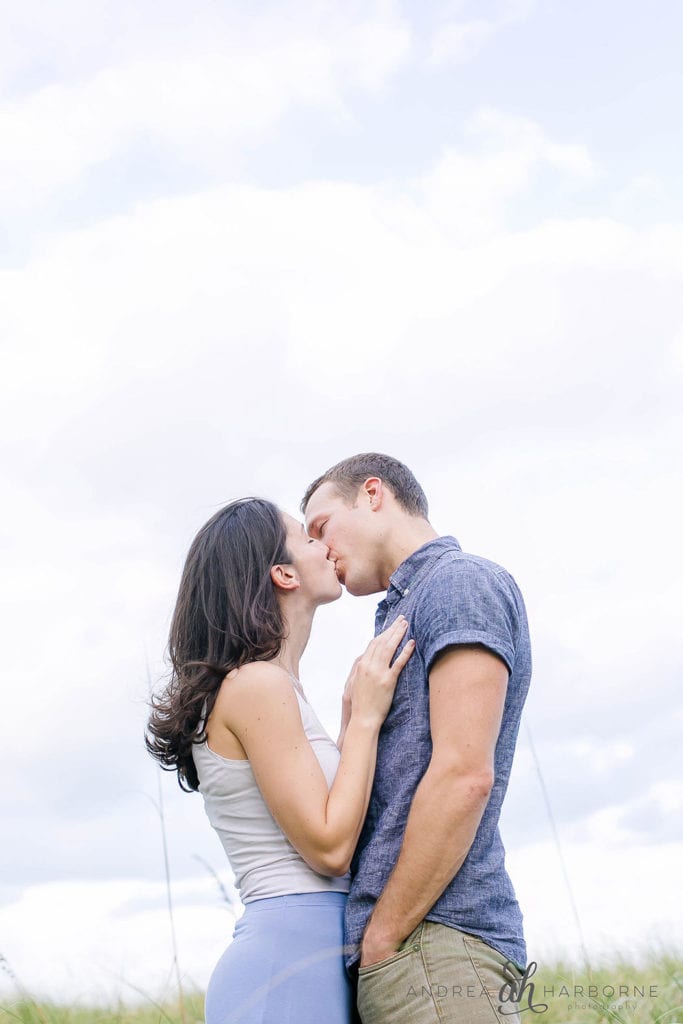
[336,668,354,751]
[336,704,350,751]
[216,619,414,877]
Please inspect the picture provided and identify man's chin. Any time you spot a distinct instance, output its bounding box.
[342,576,382,598]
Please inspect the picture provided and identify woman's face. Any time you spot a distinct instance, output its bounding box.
[281,512,342,605]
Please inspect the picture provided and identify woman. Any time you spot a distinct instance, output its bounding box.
[145,497,414,1024]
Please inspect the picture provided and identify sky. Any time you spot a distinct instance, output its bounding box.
[1,0,682,1007]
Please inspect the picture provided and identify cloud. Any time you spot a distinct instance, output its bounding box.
[0,876,240,1002]
[507,839,683,961]
[0,1,411,214]
[412,109,596,243]
[611,175,669,225]
[501,705,683,848]
[428,0,535,66]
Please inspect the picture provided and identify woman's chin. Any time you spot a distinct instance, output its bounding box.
[310,582,343,609]
[321,582,343,604]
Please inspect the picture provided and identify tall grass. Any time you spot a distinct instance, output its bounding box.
[526,948,683,1023]
[0,989,204,1023]
[145,664,187,1024]
[1,949,681,1023]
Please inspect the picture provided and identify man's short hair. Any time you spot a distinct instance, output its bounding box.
[301,453,429,518]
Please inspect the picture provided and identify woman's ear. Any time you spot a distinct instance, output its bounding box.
[270,563,301,593]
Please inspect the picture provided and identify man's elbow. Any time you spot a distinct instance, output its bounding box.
[465,768,495,802]
[429,760,495,804]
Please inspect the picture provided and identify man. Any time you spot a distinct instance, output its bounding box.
[301,453,532,1024]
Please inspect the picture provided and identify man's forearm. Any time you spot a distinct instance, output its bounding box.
[362,765,492,954]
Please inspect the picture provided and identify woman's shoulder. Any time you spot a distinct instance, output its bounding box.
[213,661,309,757]
[222,660,291,688]
[215,661,298,717]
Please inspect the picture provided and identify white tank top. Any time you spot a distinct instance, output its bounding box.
[192,686,351,902]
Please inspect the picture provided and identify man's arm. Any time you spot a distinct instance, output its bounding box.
[359,644,508,967]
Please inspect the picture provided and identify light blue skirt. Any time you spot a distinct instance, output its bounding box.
[204,892,353,1024]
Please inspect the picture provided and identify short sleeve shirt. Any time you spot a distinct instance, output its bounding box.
[343,536,532,972]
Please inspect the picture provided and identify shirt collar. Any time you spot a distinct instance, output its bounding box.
[385,535,461,603]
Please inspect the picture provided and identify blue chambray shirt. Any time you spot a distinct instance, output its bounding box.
[344,535,532,972]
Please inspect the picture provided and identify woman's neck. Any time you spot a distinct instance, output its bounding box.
[270,601,315,680]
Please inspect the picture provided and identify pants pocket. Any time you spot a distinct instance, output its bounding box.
[356,923,426,1024]
[357,921,424,978]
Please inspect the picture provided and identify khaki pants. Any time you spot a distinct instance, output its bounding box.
[355,920,523,1024]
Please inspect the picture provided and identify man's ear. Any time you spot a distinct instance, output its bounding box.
[362,476,384,510]
[270,563,301,592]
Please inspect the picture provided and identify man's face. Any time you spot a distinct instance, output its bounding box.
[304,481,384,596]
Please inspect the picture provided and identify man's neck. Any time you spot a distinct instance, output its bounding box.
[380,519,439,590]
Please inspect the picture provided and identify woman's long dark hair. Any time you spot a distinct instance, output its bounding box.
[145,498,291,792]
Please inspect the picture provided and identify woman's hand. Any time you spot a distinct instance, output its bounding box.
[346,616,415,728]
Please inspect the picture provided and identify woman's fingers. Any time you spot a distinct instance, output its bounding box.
[374,616,408,653]
[381,615,407,634]
[349,617,416,724]
[391,638,416,676]
[360,617,414,679]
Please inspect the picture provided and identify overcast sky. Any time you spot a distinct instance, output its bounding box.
[1,0,682,1005]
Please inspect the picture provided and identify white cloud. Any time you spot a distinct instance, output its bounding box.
[2,114,681,763]
[508,840,683,963]
[430,18,500,65]
[468,108,597,178]
[613,175,666,212]
[428,0,535,66]
[0,877,240,1003]
[556,739,635,777]
[413,111,596,243]
[0,2,410,213]
[574,779,683,848]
